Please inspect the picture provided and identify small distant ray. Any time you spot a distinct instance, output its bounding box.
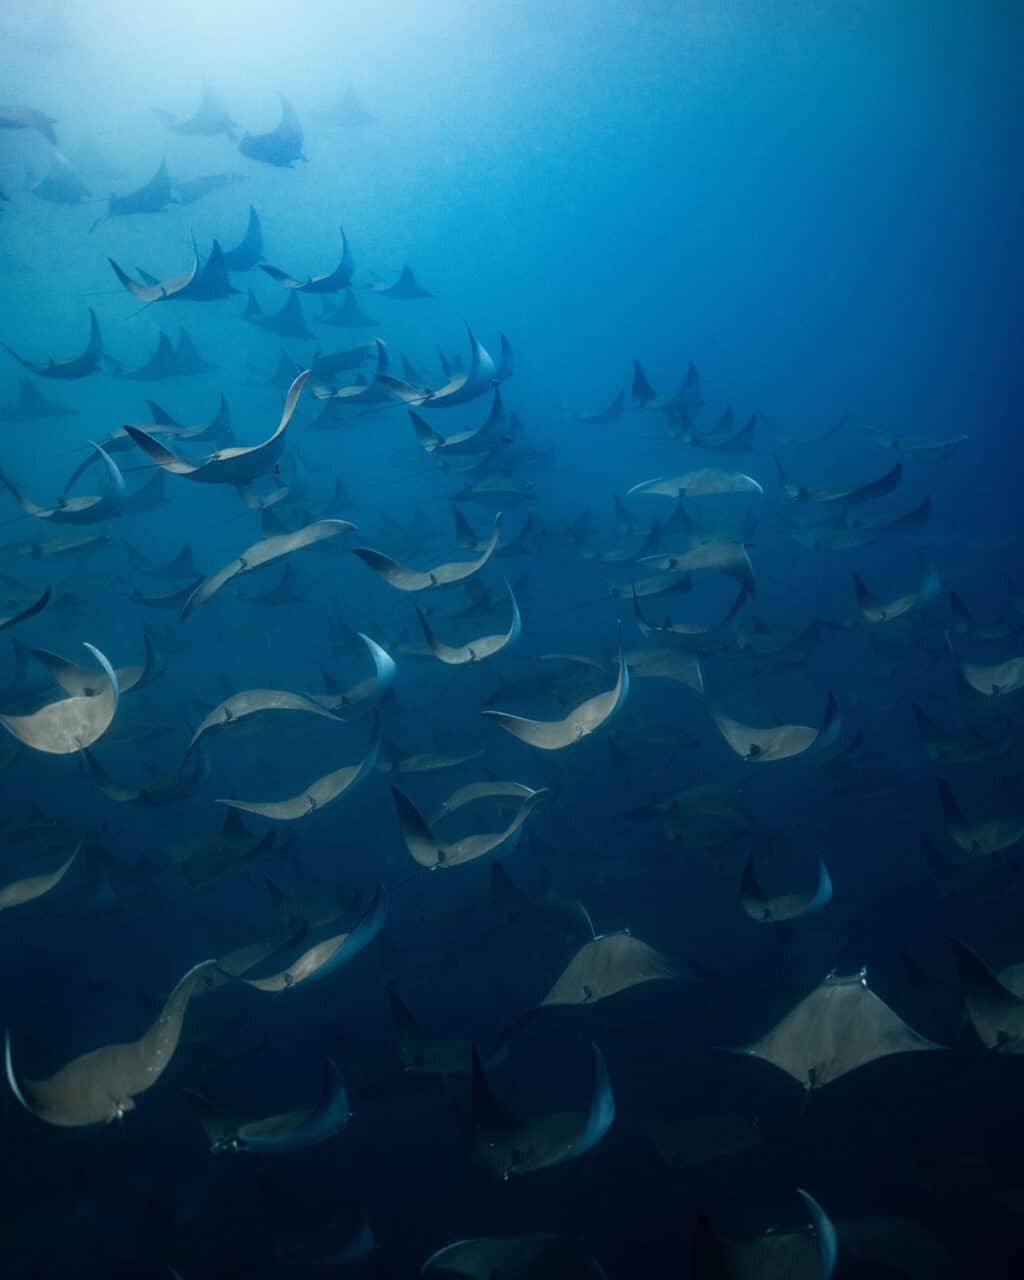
[183,1059,349,1154]
[2,308,103,380]
[320,288,379,328]
[238,96,306,167]
[173,173,245,205]
[937,779,1024,857]
[261,225,354,293]
[367,264,434,299]
[0,104,58,146]
[315,90,375,127]
[0,586,50,632]
[950,939,1024,1053]
[28,150,90,204]
[90,159,175,232]
[422,1234,608,1279]
[219,205,263,271]
[153,83,237,138]
[627,468,764,499]
[245,289,313,339]
[573,390,624,424]
[471,1042,615,1177]
[0,378,77,422]
[740,854,833,922]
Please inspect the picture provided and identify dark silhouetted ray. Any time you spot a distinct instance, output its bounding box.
[238,96,306,167]
[2,308,103,380]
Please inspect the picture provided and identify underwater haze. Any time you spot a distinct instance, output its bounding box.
[0,1,1022,1276]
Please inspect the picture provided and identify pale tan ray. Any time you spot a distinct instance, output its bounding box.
[5,958,217,1127]
[539,932,681,1006]
[393,786,546,869]
[710,692,839,762]
[627,468,763,499]
[624,647,704,694]
[639,539,756,594]
[185,688,344,764]
[428,779,538,823]
[482,642,629,750]
[0,844,78,911]
[182,518,355,619]
[29,632,159,696]
[352,514,501,592]
[234,885,387,991]
[218,713,379,820]
[735,968,942,1090]
[415,579,521,664]
[0,642,119,753]
[123,371,308,485]
[741,855,833,922]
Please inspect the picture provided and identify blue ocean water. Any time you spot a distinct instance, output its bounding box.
[0,2,1021,1275]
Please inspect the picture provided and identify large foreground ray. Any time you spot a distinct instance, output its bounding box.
[184,687,345,770]
[2,308,103,380]
[0,643,119,753]
[5,958,217,1127]
[734,968,942,1090]
[627,468,764,499]
[218,712,379,820]
[483,642,628,749]
[353,513,500,592]
[233,885,387,990]
[182,516,354,618]
[124,370,308,486]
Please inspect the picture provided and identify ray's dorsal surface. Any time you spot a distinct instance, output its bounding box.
[217,711,379,820]
[182,517,355,619]
[482,640,628,749]
[735,968,943,1090]
[353,513,501,592]
[540,932,681,1006]
[6,958,217,1127]
[2,308,103,380]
